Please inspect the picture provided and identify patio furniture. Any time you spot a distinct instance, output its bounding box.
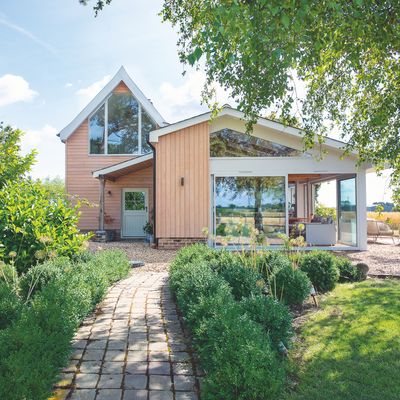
[305,222,336,246]
[367,219,396,244]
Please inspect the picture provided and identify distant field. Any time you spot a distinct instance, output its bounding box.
[368,212,400,228]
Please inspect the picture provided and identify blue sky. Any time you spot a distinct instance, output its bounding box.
[0,0,393,205]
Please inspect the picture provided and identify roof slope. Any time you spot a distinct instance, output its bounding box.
[149,105,350,153]
[58,66,168,142]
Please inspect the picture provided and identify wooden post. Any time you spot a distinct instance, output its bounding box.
[99,175,105,231]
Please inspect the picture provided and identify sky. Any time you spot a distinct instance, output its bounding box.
[0,0,393,206]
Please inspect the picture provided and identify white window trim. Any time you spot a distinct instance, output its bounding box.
[88,93,153,156]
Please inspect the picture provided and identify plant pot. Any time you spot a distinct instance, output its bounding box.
[146,234,154,244]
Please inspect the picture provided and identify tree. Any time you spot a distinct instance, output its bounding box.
[0,123,36,189]
[81,1,400,201]
[217,176,285,233]
[41,176,66,199]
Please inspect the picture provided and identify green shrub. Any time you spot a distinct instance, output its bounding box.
[0,249,130,400]
[0,179,89,274]
[255,251,292,277]
[0,281,22,330]
[300,251,339,293]
[19,257,72,300]
[199,303,285,400]
[172,243,217,269]
[170,255,285,399]
[335,256,363,282]
[210,251,263,300]
[240,295,293,347]
[273,265,311,305]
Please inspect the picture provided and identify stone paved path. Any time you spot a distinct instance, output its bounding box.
[55,271,200,400]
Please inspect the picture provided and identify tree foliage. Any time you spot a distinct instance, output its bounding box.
[0,123,36,189]
[82,0,400,201]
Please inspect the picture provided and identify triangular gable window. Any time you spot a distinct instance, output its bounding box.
[210,128,302,157]
[89,91,157,155]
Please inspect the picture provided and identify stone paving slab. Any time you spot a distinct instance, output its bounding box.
[54,271,200,400]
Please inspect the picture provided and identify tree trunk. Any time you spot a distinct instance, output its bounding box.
[254,184,264,232]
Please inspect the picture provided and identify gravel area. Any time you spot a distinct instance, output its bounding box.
[341,239,400,276]
[89,238,400,277]
[89,241,177,273]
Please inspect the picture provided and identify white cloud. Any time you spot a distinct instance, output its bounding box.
[65,82,73,88]
[158,70,234,122]
[0,74,38,107]
[21,124,64,179]
[76,75,111,107]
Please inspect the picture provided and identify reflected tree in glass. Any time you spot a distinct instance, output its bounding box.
[215,176,286,242]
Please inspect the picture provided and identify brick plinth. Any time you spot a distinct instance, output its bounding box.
[157,238,207,250]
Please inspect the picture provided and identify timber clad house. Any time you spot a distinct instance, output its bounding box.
[59,67,371,250]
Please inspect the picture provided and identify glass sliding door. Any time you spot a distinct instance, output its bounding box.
[337,177,357,246]
[214,176,286,245]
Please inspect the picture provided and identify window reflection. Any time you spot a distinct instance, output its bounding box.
[210,129,302,157]
[215,176,286,245]
[89,104,105,154]
[108,93,139,154]
[141,109,156,154]
[88,92,157,155]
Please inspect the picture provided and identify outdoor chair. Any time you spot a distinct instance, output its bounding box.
[367,219,396,244]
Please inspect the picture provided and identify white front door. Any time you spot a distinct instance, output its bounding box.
[122,189,148,237]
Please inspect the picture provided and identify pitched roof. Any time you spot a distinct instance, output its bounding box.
[92,153,153,179]
[149,105,350,153]
[58,66,168,142]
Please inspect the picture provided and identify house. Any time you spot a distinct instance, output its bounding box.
[59,67,370,250]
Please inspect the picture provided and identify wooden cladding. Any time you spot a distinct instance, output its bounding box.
[154,122,210,239]
[65,82,152,231]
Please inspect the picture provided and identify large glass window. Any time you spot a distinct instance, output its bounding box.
[210,129,302,157]
[215,176,286,245]
[89,92,156,155]
[89,104,105,154]
[141,108,156,154]
[338,177,357,246]
[108,93,139,154]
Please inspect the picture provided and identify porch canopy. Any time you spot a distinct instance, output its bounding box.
[92,153,153,231]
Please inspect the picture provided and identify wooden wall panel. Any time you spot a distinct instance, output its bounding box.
[65,82,153,232]
[155,122,210,238]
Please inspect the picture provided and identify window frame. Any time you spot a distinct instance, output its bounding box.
[88,93,155,156]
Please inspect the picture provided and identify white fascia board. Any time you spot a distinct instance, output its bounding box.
[58,66,168,142]
[149,106,351,153]
[92,153,153,178]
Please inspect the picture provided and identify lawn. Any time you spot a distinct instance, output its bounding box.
[286,279,400,400]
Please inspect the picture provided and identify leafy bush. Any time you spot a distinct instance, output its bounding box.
[19,257,72,300]
[300,251,339,293]
[273,265,311,305]
[254,251,292,276]
[171,243,217,268]
[198,303,285,400]
[240,295,293,347]
[210,251,263,300]
[335,256,363,282]
[0,249,130,400]
[170,247,286,399]
[0,179,89,273]
[0,282,22,330]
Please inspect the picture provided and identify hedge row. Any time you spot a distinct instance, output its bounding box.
[170,245,292,399]
[0,249,130,400]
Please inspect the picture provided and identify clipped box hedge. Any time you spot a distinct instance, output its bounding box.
[0,249,130,400]
[170,245,291,399]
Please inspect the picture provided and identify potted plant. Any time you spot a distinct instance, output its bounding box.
[143,221,154,244]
